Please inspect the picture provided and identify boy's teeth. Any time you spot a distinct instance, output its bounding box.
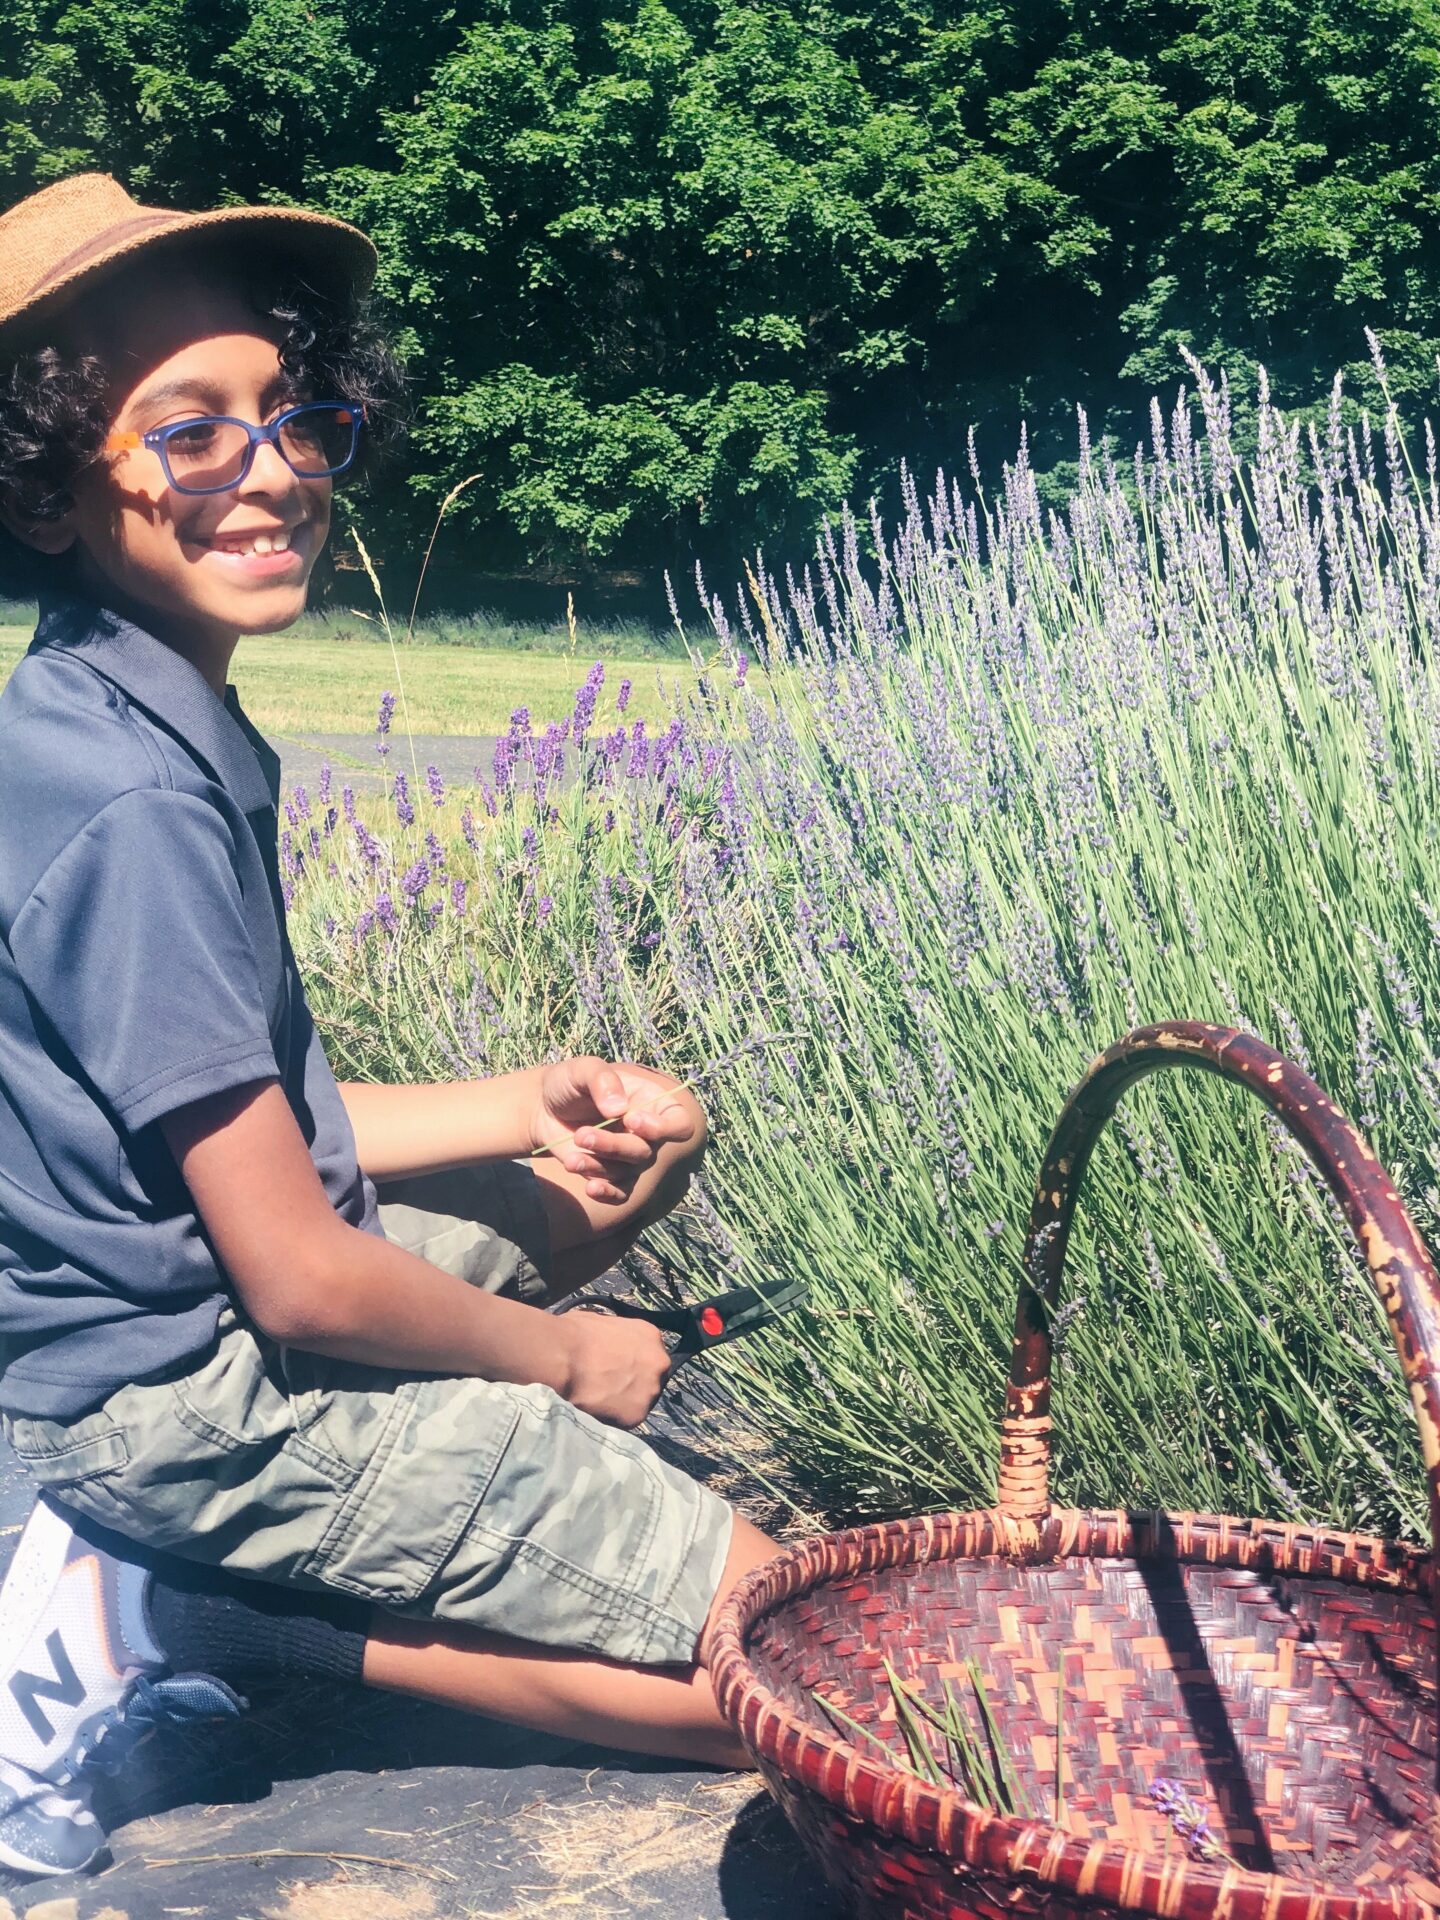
[217,531,290,557]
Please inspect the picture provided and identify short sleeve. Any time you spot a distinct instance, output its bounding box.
[9,788,279,1131]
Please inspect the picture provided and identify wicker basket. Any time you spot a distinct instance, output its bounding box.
[711,1021,1440,1920]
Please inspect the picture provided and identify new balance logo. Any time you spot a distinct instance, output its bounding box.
[10,1630,84,1743]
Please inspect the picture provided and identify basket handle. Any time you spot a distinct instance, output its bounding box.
[996,1022,1440,1557]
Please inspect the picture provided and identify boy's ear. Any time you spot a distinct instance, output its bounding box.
[0,491,77,556]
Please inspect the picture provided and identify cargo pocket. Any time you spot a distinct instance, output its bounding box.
[168,1327,356,1497]
[299,1372,522,1607]
[4,1407,130,1486]
[277,1345,361,1487]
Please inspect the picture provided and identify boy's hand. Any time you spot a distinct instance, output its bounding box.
[558,1308,672,1427]
[530,1056,699,1204]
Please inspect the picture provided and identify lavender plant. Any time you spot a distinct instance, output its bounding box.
[289,348,1440,1536]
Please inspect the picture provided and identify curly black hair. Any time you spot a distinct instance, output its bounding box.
[0,241,409,598]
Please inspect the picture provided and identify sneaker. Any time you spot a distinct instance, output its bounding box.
[0,1496,244,1876]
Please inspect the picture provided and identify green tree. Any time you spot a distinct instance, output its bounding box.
[5,0,1440,578]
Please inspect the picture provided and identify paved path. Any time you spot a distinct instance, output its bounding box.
[271,731,503,795]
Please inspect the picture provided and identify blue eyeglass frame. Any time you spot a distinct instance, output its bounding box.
[108,401,365,495]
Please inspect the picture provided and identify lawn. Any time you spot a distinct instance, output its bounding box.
[0,622,679,735]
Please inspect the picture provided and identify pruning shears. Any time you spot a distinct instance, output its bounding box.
[573,1275,809,1372]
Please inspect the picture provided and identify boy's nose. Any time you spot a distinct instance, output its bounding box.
[241,438,302,494]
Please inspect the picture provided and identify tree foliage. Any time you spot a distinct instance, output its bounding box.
[5,0,1440,577]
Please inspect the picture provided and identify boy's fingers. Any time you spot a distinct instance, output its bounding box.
[574,1126,652,1165]
[554,1144,623,1179]
[624,1096,693,1144]
[585,1061,631,1117]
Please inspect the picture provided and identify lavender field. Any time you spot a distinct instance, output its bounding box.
[289,358,1440,1539]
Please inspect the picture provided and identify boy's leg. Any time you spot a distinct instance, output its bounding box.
[375,1069,707,1305]
[527,1082,706,1296]
[361,1508,775,1769]
[348,1074,764,1756]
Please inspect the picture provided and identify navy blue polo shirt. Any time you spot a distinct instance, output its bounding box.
[0,594,381,1419]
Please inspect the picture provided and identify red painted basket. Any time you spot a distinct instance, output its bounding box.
[711,1022,1440,1920]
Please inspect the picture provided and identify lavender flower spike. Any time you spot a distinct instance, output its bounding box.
[376,689,396,758]
[1146,1779,1235,1864]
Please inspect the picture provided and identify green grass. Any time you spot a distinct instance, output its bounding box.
[0,623,680,735]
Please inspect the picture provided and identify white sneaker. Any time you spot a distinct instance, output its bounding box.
[0,1497,242,1876]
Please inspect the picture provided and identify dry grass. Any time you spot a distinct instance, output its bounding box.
[458,1773,761,1920]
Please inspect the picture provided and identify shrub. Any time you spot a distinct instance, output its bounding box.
[292,353,1440,1538]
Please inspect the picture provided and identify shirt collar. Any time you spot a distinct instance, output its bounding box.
[34,594,278,814]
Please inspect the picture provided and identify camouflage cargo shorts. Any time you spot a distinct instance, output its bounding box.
[3,1162,734,1667]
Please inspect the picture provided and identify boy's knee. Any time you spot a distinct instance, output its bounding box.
[654,1088,707,1196]
[673,1086,708,1163]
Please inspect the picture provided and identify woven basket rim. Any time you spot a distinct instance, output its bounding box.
[709,1503,1437,1920]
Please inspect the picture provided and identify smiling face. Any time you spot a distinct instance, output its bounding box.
[45,253,335,671]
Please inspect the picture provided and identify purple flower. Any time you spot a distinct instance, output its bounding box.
[534,720,569,782]
[451,878,468,915]
[536,894,554,922]
[342,784,357,824]
[617,677,632,714]
[1146,1780,1228,1863]
[426,763,445,806]
[353,907,376,943]
[626,721,649,777]
[318,764,332,806]
[393,770,414,827]
[572,661,605,736]
[509,705,531,734]
[736,652,749,686]
[461,806,479,852]
[375,893,397,933]
[352,820,384,868]
[653,717,686,777]
[400,859,431,904]
[376,690,396,757]
[425,829,446,873]
[427,899,444,923]
[521,826,539,863]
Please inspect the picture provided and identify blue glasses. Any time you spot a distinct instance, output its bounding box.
[107,401,364,495]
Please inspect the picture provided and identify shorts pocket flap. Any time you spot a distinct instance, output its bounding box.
[7,1420,129,1482]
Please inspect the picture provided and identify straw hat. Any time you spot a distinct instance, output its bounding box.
[0,172,378,342]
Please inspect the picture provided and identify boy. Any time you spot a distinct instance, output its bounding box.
[0,175,773,1873]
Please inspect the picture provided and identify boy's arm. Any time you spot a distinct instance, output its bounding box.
[336,1070,550,1172]
[160,1079,671,1428]
[337,1058,700,1204]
